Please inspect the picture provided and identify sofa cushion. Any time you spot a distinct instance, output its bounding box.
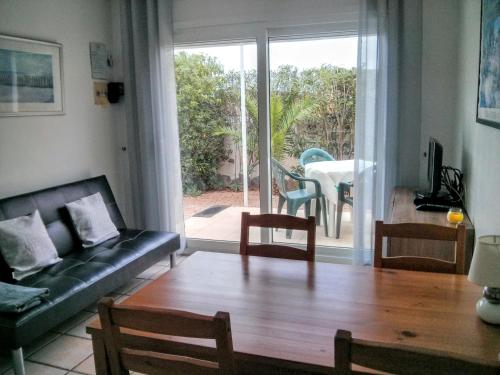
[66,192,120,247]
[19,229,176,289]
[0,210,62,280]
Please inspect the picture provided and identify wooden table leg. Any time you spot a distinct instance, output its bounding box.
[91,333,109,375]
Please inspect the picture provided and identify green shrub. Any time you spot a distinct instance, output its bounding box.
[175,53,357,195]
[175,52,230,195]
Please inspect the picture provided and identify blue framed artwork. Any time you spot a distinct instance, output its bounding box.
[0,35,64,116]
[477,0,500,128]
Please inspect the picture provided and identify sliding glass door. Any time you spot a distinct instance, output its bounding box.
[268,36,358,249]
[174,32,359,257]
[174,43,261,244]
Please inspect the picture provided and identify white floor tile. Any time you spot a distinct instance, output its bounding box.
[24,332,61,357]
[72,354,96,375]
[3,360,66,375]
[29,335,93,370]
[66,314,98,339]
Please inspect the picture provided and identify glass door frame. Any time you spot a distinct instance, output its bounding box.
[181,26,358,263]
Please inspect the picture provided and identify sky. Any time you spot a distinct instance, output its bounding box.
[175,36,358,72]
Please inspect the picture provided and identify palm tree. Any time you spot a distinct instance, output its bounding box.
[215,94,317,167]
[267,95,317,161]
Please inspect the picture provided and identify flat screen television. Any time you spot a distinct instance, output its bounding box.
[427,137,443,197]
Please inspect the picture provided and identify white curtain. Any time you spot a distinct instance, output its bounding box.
[120,0,186,250]
[353,0,398,265]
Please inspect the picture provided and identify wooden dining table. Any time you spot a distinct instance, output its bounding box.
[87,251,500,374]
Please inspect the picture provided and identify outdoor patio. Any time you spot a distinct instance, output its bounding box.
[183,190,353,248]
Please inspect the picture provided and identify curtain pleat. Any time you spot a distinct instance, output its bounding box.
[120,0,186,250]
[353,0,398,265]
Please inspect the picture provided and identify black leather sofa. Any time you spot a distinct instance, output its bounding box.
[0,176,180,374]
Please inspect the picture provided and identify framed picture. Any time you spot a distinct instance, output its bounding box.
[476,0,500,128]
[0,35,64,116]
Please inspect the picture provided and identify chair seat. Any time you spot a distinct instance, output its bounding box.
[286,189,317,201]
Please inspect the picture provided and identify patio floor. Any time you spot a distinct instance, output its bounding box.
[183,190,353,248]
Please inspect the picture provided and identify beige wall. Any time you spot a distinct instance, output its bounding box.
[419,0,461,187]
[397,0,423,188]
[0,0,125,214]
[397,0,463,189]
[401,0,500,237]
[456,0,500,236]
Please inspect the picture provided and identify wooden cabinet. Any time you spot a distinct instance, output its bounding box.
[387,187,475,272]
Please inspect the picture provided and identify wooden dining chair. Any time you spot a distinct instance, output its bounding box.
[97,297,236,375]
[334,329,500,375]
[240,212,316,261]
[374,220,467,274]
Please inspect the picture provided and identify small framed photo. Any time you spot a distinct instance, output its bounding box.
[0,35,64,116]
[476,0,500,128]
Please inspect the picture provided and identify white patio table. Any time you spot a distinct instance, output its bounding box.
[305,159,354,237]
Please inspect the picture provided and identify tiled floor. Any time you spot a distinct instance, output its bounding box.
[0,254,189,375]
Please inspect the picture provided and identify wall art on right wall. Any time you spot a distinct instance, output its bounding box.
[477,0,500,129]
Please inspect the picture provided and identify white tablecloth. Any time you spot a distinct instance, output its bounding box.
[305,160,354,205]
[305,160,354,237]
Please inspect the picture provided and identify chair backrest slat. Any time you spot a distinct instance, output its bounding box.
[245,213,314,230]
[240,212,315,262]
[378,222,458,241]
[118,330,218,362]
[380,256,456,274]
[121,348,219,375]
[110,304,216,338]
[98,298,235,375]
[374,220,466,274]
[335,329,500,375]
[244,244,312,261]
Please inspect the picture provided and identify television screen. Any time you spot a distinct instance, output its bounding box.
[428,138,443,196]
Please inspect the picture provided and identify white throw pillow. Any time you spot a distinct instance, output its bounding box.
[66,192,119,248]
[0,210,62,280]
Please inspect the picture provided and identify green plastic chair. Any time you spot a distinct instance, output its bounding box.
[272,159,328,238]
[336,181,353,239]
[299,148,334,168]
